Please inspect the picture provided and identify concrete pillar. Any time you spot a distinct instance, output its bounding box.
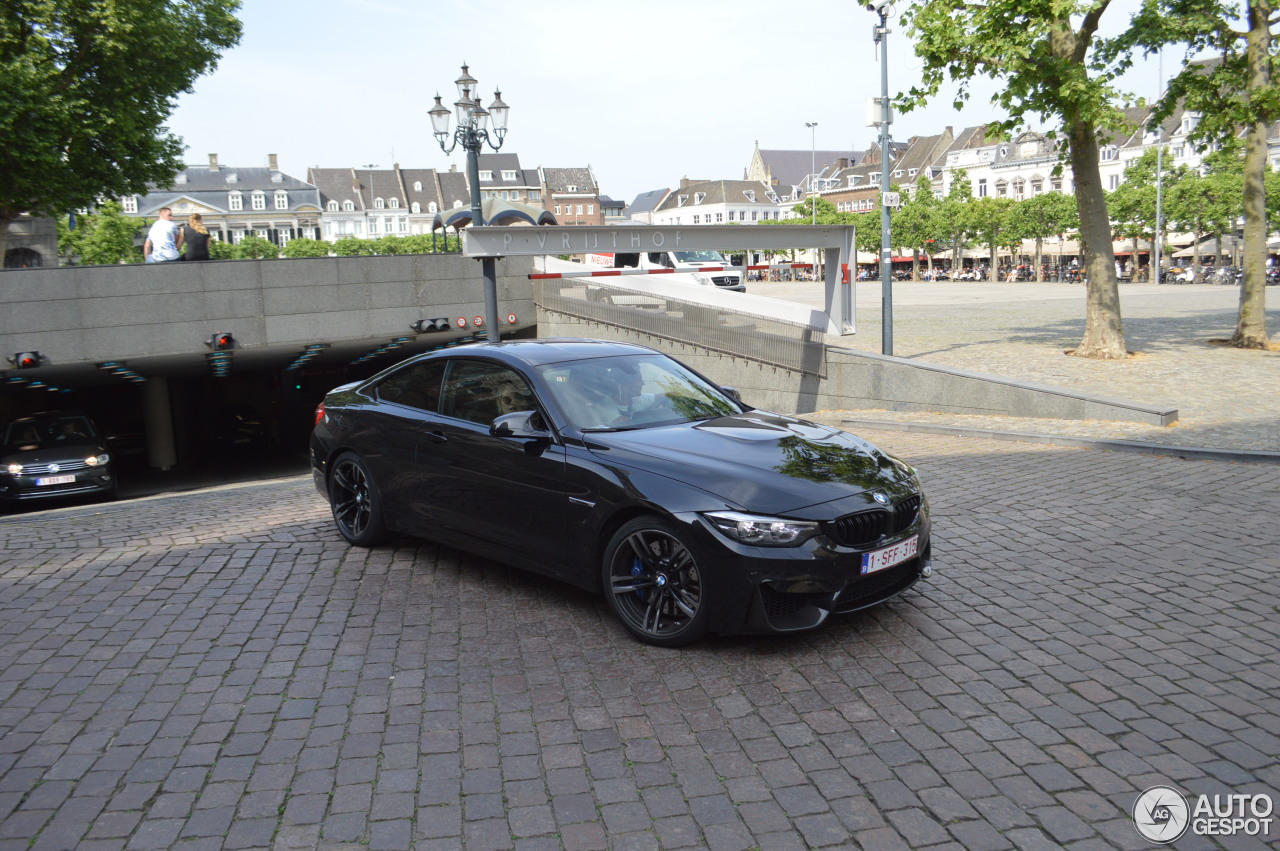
[142,377,177,471]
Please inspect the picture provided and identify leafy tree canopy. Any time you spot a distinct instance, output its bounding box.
[0,1,242,246]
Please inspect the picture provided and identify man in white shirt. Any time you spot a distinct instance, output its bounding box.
[144,207,184,263]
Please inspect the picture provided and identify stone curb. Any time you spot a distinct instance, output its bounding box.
[837,417,1280,465]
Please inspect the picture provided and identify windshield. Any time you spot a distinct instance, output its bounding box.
[3,414,99,448]
[538,354,741,431]
[672,250,726,264]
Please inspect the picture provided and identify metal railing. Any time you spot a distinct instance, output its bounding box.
[534,279,827,377]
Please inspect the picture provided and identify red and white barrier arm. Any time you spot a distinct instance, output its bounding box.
[529,266,741,280]
[745,263,815,270]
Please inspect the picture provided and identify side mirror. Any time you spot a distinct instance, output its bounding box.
[490,410,551,438]
[720,386,753,410]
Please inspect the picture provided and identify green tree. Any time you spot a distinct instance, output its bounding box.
[0,1,243,258]
[231,235,277,260]
[281,238,331,258]
[1009,191,1079,281]
[902,0,1141,358]
[332,237,375,257]
[893,176,944,279]
[967,196,1018,278]
[933,170,974,275]
[1118,0,1278,348]
[55,201,143,265]
[209,238,235,260]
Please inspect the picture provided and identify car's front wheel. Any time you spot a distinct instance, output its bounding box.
[328,452,389,547]
[602,517,710,647]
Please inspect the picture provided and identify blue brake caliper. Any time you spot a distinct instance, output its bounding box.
[631,560,648,602]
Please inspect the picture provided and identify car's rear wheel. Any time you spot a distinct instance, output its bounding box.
[328,452,388,547]
[602,517,710,647]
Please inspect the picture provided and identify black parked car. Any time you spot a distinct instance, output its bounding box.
[0,411,116,509]
[310,339,932,646]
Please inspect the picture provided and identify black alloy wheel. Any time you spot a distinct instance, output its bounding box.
[328,452,388,547]
[603,517,710,647]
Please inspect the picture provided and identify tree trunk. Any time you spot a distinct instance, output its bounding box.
[1035,237,1044,282]
[1066,118,1127,358]
[0,211,12,264]
[1232,1,1272,348]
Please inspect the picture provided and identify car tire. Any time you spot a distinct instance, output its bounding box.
[328,452,389,547]
[602,516,710,647]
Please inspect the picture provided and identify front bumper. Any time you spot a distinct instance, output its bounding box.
[0,471,114,503]
[685,507,933,637]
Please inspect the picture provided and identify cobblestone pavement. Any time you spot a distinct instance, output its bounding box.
[2,430,1277,850]
[763,281,1280,452]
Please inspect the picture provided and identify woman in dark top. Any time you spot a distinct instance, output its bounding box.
[182,213,211,261]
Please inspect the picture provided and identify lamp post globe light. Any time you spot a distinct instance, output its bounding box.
[428,63,510,343]
[805,122,818,225]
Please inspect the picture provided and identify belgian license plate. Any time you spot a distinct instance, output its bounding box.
[36,475,76,486]
[861,535,919,575]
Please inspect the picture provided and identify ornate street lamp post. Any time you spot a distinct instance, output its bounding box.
[428,64,510,343]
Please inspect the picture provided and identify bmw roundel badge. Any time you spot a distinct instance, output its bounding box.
[873,492,889,505]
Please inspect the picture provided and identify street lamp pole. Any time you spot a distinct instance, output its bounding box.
[361,164,378,240]
[867,1,895,356]
[428,63,510,343]
[805,122,818,224]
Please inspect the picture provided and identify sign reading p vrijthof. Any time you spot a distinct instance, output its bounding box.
[462,224,855,258]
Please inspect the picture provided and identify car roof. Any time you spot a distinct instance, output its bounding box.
[412,338,658,369]
[6,410,93,425]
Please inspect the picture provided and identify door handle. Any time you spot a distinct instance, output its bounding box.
[420,429,448,444]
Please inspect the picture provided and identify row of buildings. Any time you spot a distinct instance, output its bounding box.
[4,97,1264,268]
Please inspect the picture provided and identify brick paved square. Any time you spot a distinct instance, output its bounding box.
[2,434,1276,848]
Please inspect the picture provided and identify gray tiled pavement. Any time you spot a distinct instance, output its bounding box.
[2,281,1279,849]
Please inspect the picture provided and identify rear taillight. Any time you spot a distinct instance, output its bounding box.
[314,402,326,427]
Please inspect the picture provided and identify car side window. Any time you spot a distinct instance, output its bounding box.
[440,360,535,426]
[375,360,446,412]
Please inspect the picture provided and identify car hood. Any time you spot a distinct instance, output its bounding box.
[585,412,917,515]
[2,440,106,466]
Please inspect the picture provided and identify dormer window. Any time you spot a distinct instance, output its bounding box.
[251,191,266,210]
[175,173,188,185]
[327,200,339,212]
[225,172,238,184]
[413,181,423,191]
[342,199,354,211]
[677,194,688,206]
[743,190,755,202]
[411,202,421,213]
[274,191,289,210]
[849,175,861,187]
[567,184,578,192]
[389,197,400,208]
[374,197,385,209]
[429,202,438,213]
[1100,146,1119,161]
[693,192,706,204]
[228,191,243,211]
[502,170,517,181]
[122,196,138,213]
[479,170,493,181]
[271,171,283,183]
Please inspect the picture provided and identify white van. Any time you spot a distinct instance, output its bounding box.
[586,250,745,292]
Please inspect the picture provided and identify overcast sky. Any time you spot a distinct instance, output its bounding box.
[165,0,1173,205]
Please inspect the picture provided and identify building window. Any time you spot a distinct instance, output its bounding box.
[304,227,317,240]
[274,191,288,209]
[413,181,423,191]
[1012,178,1025,200]
[256,228,268,240]
[1100,146,1118,161]
[1108,174,1120,189]
[479,170,493,181]
[567,185,578,192]
[411,202,421,214]
[327,200,339,212]
[501,191,509,200]
[342,199,354,211]
[587,204,594,215]
[252,193,266,210]
[502,170,517,181]
[693,192,706,204]
[529,190,540,202]
[369,218,379,234]
[677,195,688,206]
[429,202,438,213]
[751,211,758,221]
[995,180,1008,197]
[374,198,385,209]
[398,217,408,232]
[278,230,291,247]
[122,196,138,213]
[228,192,243,211]
[715,213,723,223]
[554,204,562,215]
[1030,178,1043,195]
[576,204,583,215]
[693,215,700,224]
[977,178,988,197]
[389,197,400,208]
[384,217,393,232]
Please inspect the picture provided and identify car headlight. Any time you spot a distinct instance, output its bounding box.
[705,511,819,547]
[692,272,711,285]
[84,453,110,467]
[5,463,22,476]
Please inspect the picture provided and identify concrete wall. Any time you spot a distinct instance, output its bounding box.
[0,254,536,366]
[538,312,1177,426]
